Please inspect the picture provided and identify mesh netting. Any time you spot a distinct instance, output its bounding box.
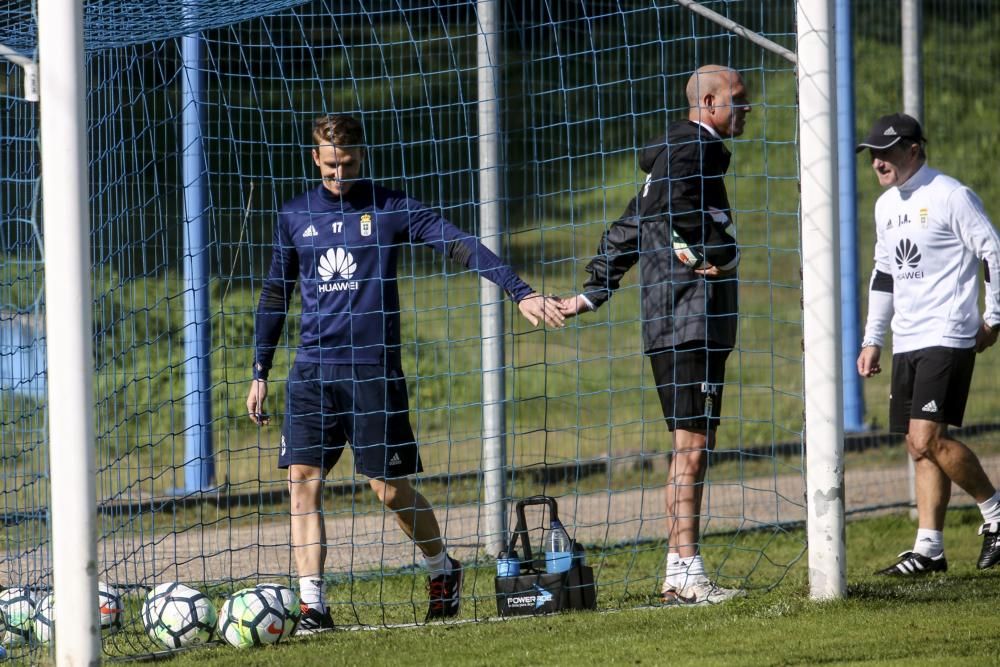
[0,0,309,52]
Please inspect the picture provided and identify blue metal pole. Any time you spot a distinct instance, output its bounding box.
[836,0,864,432]
[182,32,215,492]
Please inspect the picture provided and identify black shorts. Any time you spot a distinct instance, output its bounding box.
[649,343,731,432]
[280,362,423,479]
[889,346,976,434]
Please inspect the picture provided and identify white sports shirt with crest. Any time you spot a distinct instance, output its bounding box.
[863,164,1000,354]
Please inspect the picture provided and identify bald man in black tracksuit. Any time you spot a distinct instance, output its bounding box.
[559,65,749,605]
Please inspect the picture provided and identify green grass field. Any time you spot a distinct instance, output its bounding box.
[58,508,994,666]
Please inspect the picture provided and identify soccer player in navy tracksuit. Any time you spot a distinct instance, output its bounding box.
[247,114,564,631]
[558,66,749,605]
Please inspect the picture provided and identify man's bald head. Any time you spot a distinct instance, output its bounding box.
[686,65,751,138]
[685,65,736,107]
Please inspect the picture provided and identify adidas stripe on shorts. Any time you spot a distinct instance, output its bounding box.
[889,346,976,434]
[280,361,423,478]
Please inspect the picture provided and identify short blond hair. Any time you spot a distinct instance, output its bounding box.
[311,114,365,148]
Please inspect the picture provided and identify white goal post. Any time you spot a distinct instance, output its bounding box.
[796,0,847,599]
[37,0,101,663]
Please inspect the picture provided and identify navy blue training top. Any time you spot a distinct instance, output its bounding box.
[253,180,533,377]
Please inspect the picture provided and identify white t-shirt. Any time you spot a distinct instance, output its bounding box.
[863,164,1000,353]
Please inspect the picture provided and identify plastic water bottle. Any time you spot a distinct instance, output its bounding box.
[545,519,573,573]
[496,549,520,577]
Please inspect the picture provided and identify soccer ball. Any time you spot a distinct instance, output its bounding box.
[141,582,217,649]
[0,588,36,647]
[255,583,301,639]
[33,593,54,644]
[98,581,124,632]
[218,587,285,648]
[32,581,124,644]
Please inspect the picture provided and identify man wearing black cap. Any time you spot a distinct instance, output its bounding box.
[856,112,1000,576]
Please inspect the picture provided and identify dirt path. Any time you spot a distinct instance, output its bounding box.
[10,455,1000,588]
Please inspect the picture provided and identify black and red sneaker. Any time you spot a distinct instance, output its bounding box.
[425,557,463,621]
[296,604,334,635]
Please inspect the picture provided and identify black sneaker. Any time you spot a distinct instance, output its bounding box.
[296,605,334,635]
[875,551,947,576]
[425,557,463,621]
[977,522,1000,570]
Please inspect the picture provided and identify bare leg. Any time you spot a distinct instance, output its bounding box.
[288,464,327,578]
[912,456,951,532]
[909,419,996,504]
[369,477,444,558]
[665,427,712,559]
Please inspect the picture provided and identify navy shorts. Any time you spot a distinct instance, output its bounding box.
[889,346,976,434]
[280,362,423,479]
[649,343,731,432]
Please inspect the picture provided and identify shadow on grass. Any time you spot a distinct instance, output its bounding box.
[846,572,984,604]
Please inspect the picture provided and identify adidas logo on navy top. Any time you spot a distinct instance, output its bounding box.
[303,224,319,237]
[389,453,402,466]
[922,400,938,413]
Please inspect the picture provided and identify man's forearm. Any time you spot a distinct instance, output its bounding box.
[253,286,289,379]
[862,270,894,347]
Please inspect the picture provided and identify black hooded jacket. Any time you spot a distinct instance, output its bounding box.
[581,120,739,352]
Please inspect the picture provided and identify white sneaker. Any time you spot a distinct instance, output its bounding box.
[660,579,745,606]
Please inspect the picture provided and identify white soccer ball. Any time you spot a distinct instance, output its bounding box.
[31,581,123,644]
[33,593,54,644]
[98,581,124,632]
[255,583,301,640]
[218,587,285,648]
[141,582,217,650]
[0,588,36,647]
[671,228,710,270]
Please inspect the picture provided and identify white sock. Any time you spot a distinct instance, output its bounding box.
[684,555,707,582]
[424,550,452,577]
[666,554,705,588]
[298,577,325,611]
[978,490,1000,524]
[664,552,681,588]
[913,529,944,558]
[665,553,683,589]
[665,552,680,575]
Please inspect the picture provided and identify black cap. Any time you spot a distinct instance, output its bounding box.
[856,113,925,153]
